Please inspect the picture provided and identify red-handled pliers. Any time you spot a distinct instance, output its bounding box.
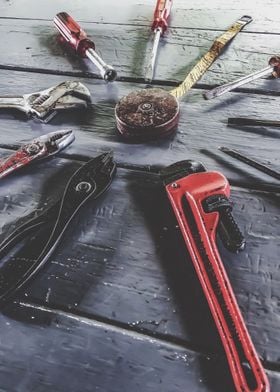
[0,130,75,179]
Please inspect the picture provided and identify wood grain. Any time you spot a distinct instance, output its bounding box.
[1,18,280,89]
[0,70,278,189]
[0,161,278,366]
[1,0,280,33]
[1,301,280,392]
[0,2,279,391]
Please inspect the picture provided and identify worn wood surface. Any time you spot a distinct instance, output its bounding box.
[0,1,279,391]
[2,18,280,90]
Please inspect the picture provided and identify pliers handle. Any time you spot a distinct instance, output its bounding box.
[0,152,116,304]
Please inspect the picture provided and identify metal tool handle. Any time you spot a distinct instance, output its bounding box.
[54,12,95,57]
[165,172,269,392]
[0,96,26,111]
[152,0,173,34]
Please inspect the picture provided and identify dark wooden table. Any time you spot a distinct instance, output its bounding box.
[0,1,279,391]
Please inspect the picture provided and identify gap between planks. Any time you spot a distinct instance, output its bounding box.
[1,15,280,36]
[0,143,278,194]
[0,144,280,194]
[18,300,280,373]
[1,64,280,98]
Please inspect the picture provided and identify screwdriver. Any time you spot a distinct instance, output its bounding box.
[54,12,117,82]
[145,0,173,83]
[204,55,280,100]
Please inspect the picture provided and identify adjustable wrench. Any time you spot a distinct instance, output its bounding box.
[161,160,270,392]
[0,81,91,122]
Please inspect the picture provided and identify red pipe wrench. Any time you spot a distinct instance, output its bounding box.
[161,160,270,392]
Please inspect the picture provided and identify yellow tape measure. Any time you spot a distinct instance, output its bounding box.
[170,15,252,99]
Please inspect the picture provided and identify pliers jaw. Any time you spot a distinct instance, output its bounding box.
[37,129,75,157]
[0,130,75,179]
[71,151,116,202]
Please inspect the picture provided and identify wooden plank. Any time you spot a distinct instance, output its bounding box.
[0,2,279,391]
[1,301,279,391]
[0,0,279,34]
[0,160,278,364]
[0,19,280,88]
[0,69,278,188]
[0,302,235,392]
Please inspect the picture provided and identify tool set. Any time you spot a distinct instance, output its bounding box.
[145,0,173,83]
[0,5,275,391]
[54,12,117,82]
[115,16,252,140]
[161,160,270,392]
[204,55,280,100]
[0,81,91,123]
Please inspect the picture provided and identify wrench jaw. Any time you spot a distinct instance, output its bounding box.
[203,194,246,253]
[162,161,270,392]
[18,81,92,122]
[161,160,245,253]
[160,159,206,186]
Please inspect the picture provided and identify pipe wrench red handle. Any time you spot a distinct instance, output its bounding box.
[161,160,269,392]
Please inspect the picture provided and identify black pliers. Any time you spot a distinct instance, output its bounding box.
[0,152,116,304]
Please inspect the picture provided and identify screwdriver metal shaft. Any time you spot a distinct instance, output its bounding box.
[145,0,173,82]
[54,12,117,82]
[204,55,280,100]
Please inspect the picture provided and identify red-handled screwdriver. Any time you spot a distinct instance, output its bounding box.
[145,0,173,82]
[54,12,117,82]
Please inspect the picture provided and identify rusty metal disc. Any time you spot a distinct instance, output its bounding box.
[115,88,179,140]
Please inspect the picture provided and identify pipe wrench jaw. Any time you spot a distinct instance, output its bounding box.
[162,162,246,253]
[160,159,206,186]
[203,194,246,253]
